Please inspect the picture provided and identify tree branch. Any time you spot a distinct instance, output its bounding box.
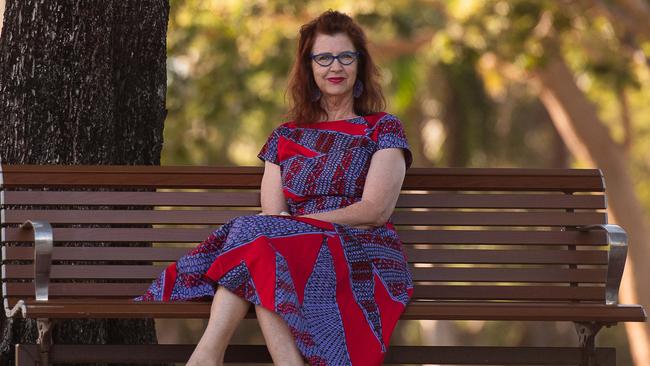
[584,0,650,40]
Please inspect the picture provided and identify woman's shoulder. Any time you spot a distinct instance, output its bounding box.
[276,120,301,130]
[364,112,403,129]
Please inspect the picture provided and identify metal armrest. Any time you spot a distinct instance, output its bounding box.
[577,224,627,305]
[20,220,53,301]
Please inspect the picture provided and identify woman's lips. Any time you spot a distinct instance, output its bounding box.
[327,77,345,84]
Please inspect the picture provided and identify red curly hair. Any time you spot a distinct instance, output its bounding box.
[286,10,385,124]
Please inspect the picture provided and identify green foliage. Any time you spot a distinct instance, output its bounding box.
[163,0,298,165]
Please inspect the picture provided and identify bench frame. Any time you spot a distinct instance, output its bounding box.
[1,165,646,366]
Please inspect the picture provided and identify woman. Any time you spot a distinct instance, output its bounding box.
[137,10,413,366]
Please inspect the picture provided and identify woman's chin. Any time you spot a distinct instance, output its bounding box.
[321,90,353,100]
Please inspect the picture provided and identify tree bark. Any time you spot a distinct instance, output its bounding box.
[534,48,650,366]
[439,51,494,167]
[0,0,5,36]
[0,0,168,365]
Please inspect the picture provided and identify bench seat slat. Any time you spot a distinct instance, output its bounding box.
[2,246,608,264]
[8,300,644,322]
[2,209,607,226]
[2,264,607,283]
[2,228,609,245]
[3,191,606,209]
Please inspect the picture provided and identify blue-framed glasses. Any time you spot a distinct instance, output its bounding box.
[310,51,360,67]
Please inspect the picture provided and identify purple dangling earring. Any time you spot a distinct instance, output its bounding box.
[353,79,363,98]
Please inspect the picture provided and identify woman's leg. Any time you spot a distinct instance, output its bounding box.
[255,304,307,365]
[187,286,250,366]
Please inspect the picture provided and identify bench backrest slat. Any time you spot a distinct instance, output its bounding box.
[1,166,604,191]
[2,264,607,283]
[3,283,605,301]
[4,191,606,209]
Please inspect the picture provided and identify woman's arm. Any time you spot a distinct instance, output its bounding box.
[299,148,406,228]
[260,161,290,215]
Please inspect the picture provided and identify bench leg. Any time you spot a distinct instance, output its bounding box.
[36,318,53,366]
[575,322,612,366]
[15,344,38,366]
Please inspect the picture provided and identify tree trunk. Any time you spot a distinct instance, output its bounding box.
[440,51,494,167]
[0,0,168,365]
[534,48,650,366]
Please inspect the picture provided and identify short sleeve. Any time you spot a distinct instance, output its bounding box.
[374,114,413,168]
[257,127,280,164]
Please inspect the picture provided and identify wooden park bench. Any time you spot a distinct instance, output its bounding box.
[1,165,646,365]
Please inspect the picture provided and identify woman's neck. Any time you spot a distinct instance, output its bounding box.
[321,94,356,121]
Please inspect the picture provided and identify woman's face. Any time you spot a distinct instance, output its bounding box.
[310,32,358,102]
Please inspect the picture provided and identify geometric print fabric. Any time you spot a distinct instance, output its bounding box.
[137,112,414,365]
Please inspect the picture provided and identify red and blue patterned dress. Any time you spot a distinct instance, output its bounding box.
[136,112,414,365]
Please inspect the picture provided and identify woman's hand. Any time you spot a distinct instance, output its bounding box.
[258,211,290,216]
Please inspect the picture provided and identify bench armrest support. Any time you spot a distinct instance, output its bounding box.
[20,220,53,301]
[577,224,627,305]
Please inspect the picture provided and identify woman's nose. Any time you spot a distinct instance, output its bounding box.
[330,60,344,71]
